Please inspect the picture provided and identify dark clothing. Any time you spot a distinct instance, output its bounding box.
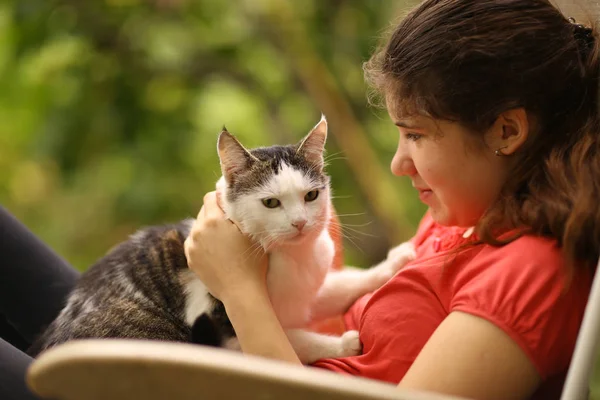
[0,206,79,399]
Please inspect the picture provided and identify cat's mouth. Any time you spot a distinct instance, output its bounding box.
[261,230,310,250]
[281,230,311,245]
[263,222,327,249]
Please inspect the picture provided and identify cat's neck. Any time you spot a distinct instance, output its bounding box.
[266,227,335,328]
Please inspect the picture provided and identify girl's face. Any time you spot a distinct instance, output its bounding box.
[389,111,509,227]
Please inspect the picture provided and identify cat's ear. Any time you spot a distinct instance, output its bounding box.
[217,128,257,184]
[297,114,327,171]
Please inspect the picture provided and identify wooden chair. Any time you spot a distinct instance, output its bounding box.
[26,339,468,400]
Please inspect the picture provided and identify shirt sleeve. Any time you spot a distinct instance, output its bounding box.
[450,236,591,378]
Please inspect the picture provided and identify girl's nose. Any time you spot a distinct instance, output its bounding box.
[391,146,416,177]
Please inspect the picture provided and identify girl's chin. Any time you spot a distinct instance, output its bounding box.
[429,208,481,228]
[427,206,454,226]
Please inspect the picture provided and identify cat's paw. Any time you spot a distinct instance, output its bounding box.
[374,242,416,283]
[338,330,362,357]
[386,242,417,272]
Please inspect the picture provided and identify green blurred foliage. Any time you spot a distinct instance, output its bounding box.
[1,0,598,396]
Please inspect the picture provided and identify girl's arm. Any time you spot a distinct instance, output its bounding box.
[398,311,540,400]
[222,286,301,365]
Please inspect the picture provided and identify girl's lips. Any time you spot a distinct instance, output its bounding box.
[418,189,433,202]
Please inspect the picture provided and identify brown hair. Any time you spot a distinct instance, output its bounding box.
[365,0,600,271]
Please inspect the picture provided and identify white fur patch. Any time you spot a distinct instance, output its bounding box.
[260,163,316,198]
[179,270,212,325]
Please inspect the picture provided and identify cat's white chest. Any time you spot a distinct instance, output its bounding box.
[266,230,335,328]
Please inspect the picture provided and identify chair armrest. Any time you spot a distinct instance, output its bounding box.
[27,339,469,400]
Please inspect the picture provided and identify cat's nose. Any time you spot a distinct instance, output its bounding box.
[292,219,307,232]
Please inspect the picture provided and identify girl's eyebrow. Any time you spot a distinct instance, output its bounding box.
[394,120,424,130]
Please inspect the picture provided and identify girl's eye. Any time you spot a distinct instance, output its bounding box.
[305,190,319,202]
[405,133,422,142]
[262,198,281,208]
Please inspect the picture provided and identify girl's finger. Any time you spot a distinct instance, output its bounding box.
[201,191,225,219]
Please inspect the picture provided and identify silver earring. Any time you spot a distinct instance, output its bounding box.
[494,146,508,156]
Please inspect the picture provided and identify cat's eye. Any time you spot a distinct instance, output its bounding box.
[304,190,319,202]
[262,198,281,208]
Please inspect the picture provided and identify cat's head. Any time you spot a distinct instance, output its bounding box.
[216,116,330,250]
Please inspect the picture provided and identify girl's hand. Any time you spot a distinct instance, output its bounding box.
[184,191,268,303]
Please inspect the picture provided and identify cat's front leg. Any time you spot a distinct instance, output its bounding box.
[367,241,417,286]
[310,242,416,321]
[286,329,362,365]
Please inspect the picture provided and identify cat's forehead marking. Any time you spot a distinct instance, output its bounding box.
[263,162,313,196]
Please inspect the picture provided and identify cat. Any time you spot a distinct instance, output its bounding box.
[28,115,416,364]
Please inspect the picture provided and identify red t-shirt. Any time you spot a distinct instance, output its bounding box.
[313,212,591,398]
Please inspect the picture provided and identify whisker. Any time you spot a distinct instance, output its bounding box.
[328,221,368,250]
[343,227,377,238]
[338,232,365,254]
[329,221,377,237]
[324,151,346,161]
[336,212,367,217]
[248,244,265,261]
[340,221,374,228]
[241,240,266,262]
[323,156,348,163]
[246,228,292,236]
